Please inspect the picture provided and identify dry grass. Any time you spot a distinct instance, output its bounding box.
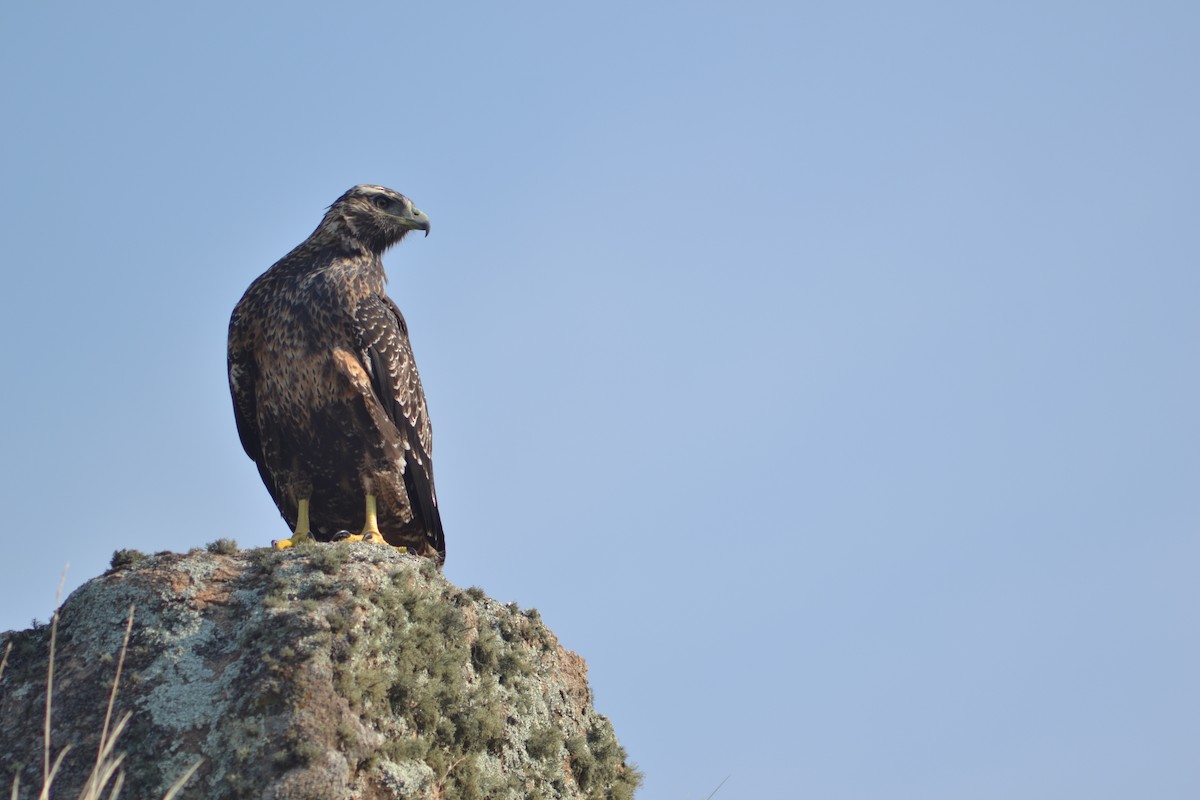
[703,775,731,800]
[3,571,202,800]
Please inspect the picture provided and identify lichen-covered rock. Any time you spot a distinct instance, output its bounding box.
[0,546,640,800]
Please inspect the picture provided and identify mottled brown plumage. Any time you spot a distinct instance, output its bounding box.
[228,185,445,563]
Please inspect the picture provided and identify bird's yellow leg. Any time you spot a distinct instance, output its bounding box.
[348,494,387,544]
[361,494,384,543]
[338,494,403,549]
[273,498,315,549]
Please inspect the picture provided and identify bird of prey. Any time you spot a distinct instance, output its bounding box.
[227,185,445,564]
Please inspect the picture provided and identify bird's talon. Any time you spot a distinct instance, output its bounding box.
[272,532,315,550]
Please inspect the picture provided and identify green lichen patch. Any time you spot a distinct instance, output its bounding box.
[308,543,350,574]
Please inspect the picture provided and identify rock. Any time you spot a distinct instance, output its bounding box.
[0,546,641,800]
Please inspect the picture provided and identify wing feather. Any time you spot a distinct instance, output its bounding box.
[228,311,285,510]
[356,295,446,560]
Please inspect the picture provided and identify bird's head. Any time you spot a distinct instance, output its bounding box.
[323,185,431,254]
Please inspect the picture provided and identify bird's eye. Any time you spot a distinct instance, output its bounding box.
[372,196,390,210]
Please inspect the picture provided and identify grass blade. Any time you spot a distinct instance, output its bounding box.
[88,606,135,798]
[82,751,127,800]
[704,775,731,800]
[161,759,203,800]
[105,770,125,800]
[44,568,69,789]
[36,742,72,800]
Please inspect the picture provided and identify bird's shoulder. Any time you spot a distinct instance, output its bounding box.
[232,247,382,338]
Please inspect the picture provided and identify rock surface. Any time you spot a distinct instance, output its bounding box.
[0,545,640,799]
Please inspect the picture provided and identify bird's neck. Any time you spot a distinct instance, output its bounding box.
[270,225,388,291]
[319,210,406,256]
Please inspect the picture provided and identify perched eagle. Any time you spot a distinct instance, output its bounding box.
[227,185,445,564]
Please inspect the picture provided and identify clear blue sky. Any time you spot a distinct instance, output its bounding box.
[2,2,1198,797]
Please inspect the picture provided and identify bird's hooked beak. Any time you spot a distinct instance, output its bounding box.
[407,205,431,237]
